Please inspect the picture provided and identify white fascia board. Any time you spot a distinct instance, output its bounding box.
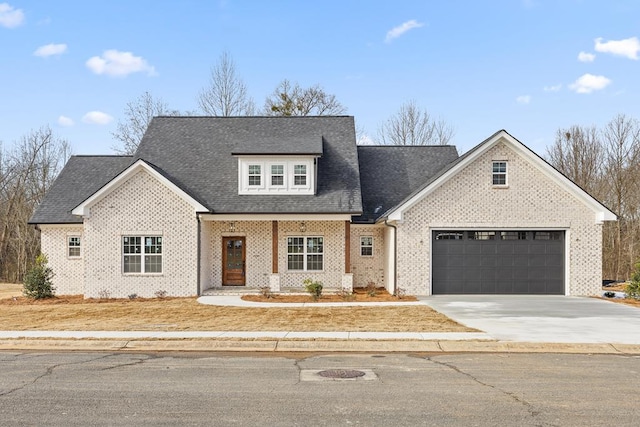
[199,213,352,221]
[71,159,208,217]
[38,223,84,230]
[387,130,617,224]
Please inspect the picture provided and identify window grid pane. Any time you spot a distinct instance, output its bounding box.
[293,164,307,186]
[68,236,81,257]
[248,164,261,186]
[360,236,373,256]
[123,236,161,274]
[287,237,323,271]
[492,161,507,185]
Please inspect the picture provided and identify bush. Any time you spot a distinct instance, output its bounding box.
[23,254,55,299]
[259,286,275,299]
[366,281,378,297]
[303,278,323,301]
[626,263,640,300]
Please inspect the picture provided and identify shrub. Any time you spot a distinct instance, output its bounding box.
[366,281,377,297]
[128,293,138,300]
[626,263,640,300]
[154,290,167,299]
[23,254,55,299]
[337,289,356,301]
[97,289,111,299]
[259,286,275,299]
[303,278,323,301]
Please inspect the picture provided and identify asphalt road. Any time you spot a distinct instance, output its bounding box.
[1,351,638,426]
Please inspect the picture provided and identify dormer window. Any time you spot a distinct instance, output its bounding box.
[248,164,262,186]
[239,157,315,195]
[294,164,307,186]
[271,165,284,186]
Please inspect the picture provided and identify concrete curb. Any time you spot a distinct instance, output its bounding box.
[1,339,639,354]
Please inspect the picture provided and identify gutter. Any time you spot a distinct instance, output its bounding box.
[384,219,398,296]
[197,215,201,296]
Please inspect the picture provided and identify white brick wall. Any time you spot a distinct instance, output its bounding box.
[40,225,84,295]
[83,170,199,298]
[350,225,385,288]
[396,141,603,296]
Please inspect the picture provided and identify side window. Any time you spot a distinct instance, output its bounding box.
[293,164,307,186]
[492,161,507,186]
[248,164,262,186]
[68,236,81,258]
[360,236,373,256]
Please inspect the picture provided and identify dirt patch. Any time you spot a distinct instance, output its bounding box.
[0,293,475,333]
[0,283,23,300]
[242,288,416,303]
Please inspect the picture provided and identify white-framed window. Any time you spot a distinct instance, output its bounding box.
[492,161,507,186]
[123,236,162,274]
[293,164,307,186]
[287,236,323,271]
[360,236,373,256]
[248,164,262,186]
[67,236,81,258]
[270,164,285,187]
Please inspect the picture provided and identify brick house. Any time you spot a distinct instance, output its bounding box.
[29,116,615,298]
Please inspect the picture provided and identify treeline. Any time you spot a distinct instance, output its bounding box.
[0,127,70,282]
[546,113,640,280]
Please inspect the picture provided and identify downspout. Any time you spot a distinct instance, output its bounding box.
[196,214,201,296]
[384,219,398,296]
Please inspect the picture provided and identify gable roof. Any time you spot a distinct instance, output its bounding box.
[133,116,362,214]
[384,129,617,224]
[353,145,459,223]
[71,159,209,217]
[29,155,132,224]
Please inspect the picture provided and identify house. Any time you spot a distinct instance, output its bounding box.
[29,116,616,298]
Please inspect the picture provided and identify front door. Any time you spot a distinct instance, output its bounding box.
[223,237,246,286]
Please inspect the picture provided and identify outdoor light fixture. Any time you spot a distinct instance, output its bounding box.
[228,222,236,232]
[299,221,306,232]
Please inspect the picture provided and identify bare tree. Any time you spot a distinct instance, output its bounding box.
[198,51,255,116]
[0,126,71,282]
[376,100,454,145]
[264,79,346,116]
[111,91,180,155]
[545,125,603,195]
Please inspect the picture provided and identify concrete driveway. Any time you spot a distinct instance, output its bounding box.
[420,295,640,344]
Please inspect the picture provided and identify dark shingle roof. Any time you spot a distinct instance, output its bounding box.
[29,155,133,224]
[354,145,459,223]
[134,116,362,214]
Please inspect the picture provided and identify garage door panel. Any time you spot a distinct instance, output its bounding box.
[432,230,564,295]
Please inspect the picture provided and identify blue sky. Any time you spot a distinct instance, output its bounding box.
[1,0,639,156]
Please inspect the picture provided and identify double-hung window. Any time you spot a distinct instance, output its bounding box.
[123,236,162,274]
[492,161,507,186]
[68,236,81,258]
[287,236,323,271]
[293,164,307,186]
[248,164,262,186]
[360,236,373,256]
[270,164,284,186]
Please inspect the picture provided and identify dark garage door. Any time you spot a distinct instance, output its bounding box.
[432,230,564,294]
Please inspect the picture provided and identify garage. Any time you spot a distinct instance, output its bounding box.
[432,230,565,295]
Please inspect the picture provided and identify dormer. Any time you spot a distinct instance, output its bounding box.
[233,133,322,195]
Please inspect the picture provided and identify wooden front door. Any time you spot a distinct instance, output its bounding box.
[223,237,246,286]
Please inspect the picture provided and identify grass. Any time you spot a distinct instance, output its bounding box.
[0,283,474,333]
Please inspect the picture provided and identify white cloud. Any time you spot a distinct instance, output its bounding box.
[544,84,562,92]
[0,3,24,28]
[569,73,611,94]
[516,95,531,105]
[58,116,75,126]
[34,43,68,57]
[85,49,156,77]
[577,51,595,62]
[594,37,640,60]
[82,111,113,125]
[385,19,424,43]
[58,116,74,126]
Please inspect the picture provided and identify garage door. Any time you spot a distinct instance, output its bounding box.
[432,230,564,294]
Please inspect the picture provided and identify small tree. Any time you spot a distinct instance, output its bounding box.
[23,254,55,299]
[303,278,323,301]
[626,261,640,300]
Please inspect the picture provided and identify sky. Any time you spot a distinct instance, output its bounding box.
[1,0,640,156]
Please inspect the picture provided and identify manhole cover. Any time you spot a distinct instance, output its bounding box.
[317,369,366,379]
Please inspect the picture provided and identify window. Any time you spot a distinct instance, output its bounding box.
[468,231,496,240]
[533,231,562,240]
[293,164,307,186]
[435,232,463,240]
[360,236,373,256]
[492,161,507,186]
[287,236,323,271]
[271,164,284,186]
[123,236,162,274]
[500,231,527,240]
[68,236,81,258]
[248,164,261,186]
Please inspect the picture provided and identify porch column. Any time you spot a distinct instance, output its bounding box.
[342,220,353,292]
[270,221,280,291]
